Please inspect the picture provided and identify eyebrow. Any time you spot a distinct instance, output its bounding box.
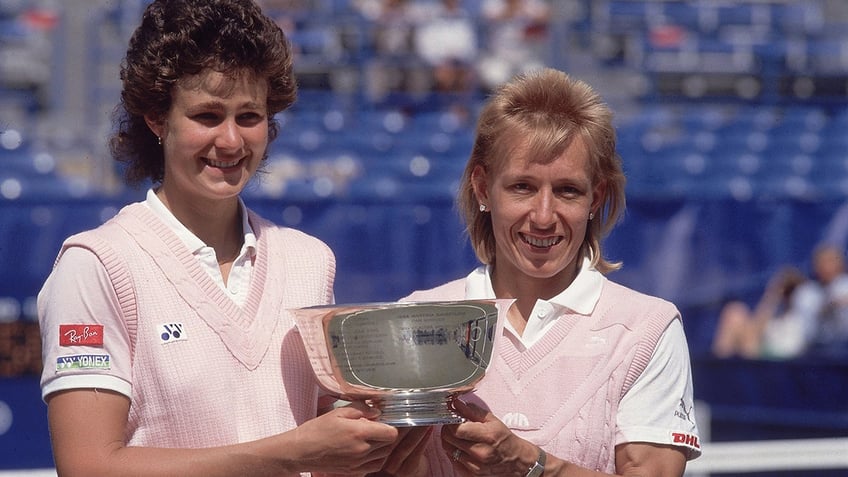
[185,100,265,113]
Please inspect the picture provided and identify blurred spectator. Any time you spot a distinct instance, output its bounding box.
[356,0,479,104]
[712,266,821,360]
[413,0,479,94]
[713,243,848,359]
[0,5,58,111]
[0,321,41,376]
[260,2,346,89]
[355,0,432,100]
[476,0,551,91]
[356,0,415,55]
[810,244,848,354]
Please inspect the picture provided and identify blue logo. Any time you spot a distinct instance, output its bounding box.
[158,323,187,343]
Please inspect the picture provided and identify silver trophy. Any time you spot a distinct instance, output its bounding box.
[292,299,511,426]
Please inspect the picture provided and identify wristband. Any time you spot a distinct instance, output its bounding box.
[525,447,546,477]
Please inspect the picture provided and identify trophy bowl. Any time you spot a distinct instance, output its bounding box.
[292,299,511,426]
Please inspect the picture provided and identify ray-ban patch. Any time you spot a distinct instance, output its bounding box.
[59,324,104,346]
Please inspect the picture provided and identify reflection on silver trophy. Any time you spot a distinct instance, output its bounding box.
[292,299,511,426]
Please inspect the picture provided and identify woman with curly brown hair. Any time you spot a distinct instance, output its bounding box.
[37,1,426,475]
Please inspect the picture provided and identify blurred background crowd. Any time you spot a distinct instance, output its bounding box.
[1,0,848,474]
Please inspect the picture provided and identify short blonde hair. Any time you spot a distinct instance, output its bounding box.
[458,68,626,274]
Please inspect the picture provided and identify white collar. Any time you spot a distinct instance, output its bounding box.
[464,255,605,316]
[143,188,256,256]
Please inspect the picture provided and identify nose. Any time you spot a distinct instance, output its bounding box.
[216,119,244,152]
[530,189,556,227]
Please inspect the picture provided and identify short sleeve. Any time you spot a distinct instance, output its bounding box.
[38,246,133,401]
[615,319,701,459]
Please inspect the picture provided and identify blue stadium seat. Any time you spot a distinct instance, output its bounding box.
[774,1,826,36]
[0,199,118,319]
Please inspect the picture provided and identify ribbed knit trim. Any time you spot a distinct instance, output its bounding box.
[605,281,680,398]
[115,203,278,369]
[243,211,268,319]
[497,279,678,400]
[621,308,676,396]
[61,227,139,355]
[134,204,258,325]
[498,312,582,380]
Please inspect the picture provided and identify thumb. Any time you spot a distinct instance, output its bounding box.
[335,401,382,420]
[451,398,491,423]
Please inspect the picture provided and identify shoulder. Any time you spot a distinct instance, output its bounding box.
[58,204,146,261]
[791,280,826,309]
[247,211,336,282]
[829,274,848,294]
[248,210,333,255]
[595,280,682,346]
[601,280,680,318]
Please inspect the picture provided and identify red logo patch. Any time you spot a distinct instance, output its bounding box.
[59,324,104,346]
[672,432,701,449]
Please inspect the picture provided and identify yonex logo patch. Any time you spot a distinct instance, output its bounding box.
[56,354,111,371]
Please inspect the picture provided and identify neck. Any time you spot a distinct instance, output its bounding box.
[490,261,580,329]
[155,189,243,258]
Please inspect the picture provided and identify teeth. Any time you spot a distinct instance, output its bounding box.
[207,158,240,168]
[523,235,561,247]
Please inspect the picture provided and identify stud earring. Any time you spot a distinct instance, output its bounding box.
[479,204,487,212]
[589,212,595,220]
[157,136,162,146]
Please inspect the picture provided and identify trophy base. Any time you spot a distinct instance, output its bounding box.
[370,392,464,427]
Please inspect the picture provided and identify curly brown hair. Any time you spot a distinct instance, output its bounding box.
[109,0,296,186]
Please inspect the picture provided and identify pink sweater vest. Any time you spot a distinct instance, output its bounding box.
[60,203,335,451]
[405,277,678,474]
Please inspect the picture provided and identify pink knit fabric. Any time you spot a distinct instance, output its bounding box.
[405,278,677,474]
[59,203,335,450]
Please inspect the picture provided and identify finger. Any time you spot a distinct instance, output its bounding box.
[339,400,382,420]
[403,426,434,453]
[381,426,434,475]
[331,408,400,447]
[354,442,395,473]
[451,447,463,464]
[393,459,427,477]
[391,437,432,477]
[450,449,479,477]
[451,399,490,423]
[440,422,460,441]
[334,412,397,443]
[440,426,468,453]
[395,426,433,460]
[443,439,480,474]
[455,456,482,477]
[353,453,392,475]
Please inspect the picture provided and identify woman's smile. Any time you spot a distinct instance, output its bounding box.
[519,232,563,249]
[205,157,245,169]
